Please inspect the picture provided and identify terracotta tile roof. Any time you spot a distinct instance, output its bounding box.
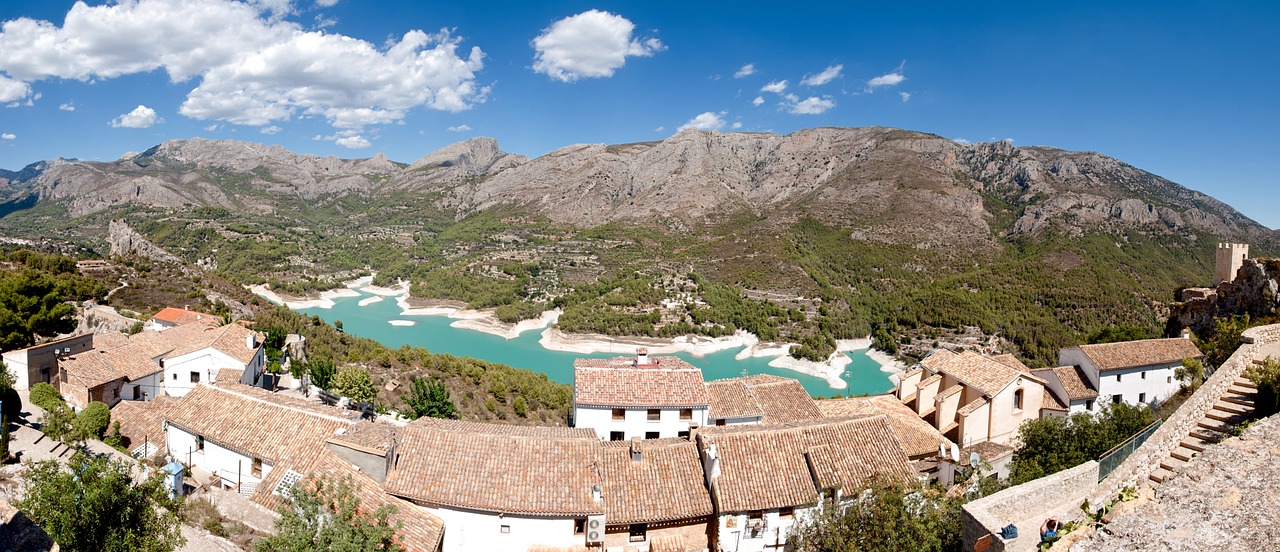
[91,331,131,350]
[922,350,1042,398]
[163,323,263,365]
[574,356,710,407]
[59,344,161,388]
[990,354,1033,374]
[385,418,604,515]
[600,439,713,524]
[329,421,398,455]
[300,451,445,552]
[815,395,952,458]
[128,331,178,359]
[960,440,1014,463]
[1033,365,1099,400]
[938,384,964,399]
[697,416,914,512]
[151,307,217,326]
[1041,388,1068,412]
[916,373,942,390]
[957,397,988,417]
[408,416,598,439]
[111,396,178,452]
[705,374,823,423]
[165,384,357,465]
[1075,338,1204,372]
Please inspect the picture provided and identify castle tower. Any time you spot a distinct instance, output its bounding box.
[1215,242,1249,283]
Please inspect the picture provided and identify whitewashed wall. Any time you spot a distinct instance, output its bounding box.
[427,504,583,552]
[574,405,708,441]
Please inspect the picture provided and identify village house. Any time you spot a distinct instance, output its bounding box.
[1031,365,1101,414]
[2,333,94,389]
[704,373,825,426]
[599,437,716,551]
[148,307,218,332]
[383,418,605,552]
[1057,336,1204,408]
[110,395,178,459]
[696,415,916,552]
[159,322,266,397]
[815,394,954,476]
[573,349,711,441]
[897,350,1049,447]
[56,339,162,410]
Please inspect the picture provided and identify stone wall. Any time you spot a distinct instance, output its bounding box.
[961,461,1099,552]
[1087,323,1280,506]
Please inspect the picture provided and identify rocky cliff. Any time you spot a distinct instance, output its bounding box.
[1169,259,1280,335]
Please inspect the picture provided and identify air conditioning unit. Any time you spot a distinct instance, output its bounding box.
[585,515,606,544]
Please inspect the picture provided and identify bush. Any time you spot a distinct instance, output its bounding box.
[74,401,112,438]
[1245,357,1280,418]
[0,386,19,423]
[29,382,64,411]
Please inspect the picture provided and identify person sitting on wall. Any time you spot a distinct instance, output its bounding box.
[1040,517,1061,544]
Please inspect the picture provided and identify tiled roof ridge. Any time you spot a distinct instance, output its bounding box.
[203,384,354,424]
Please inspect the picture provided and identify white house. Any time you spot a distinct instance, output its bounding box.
[696,415,916,552]
[600,437,715,550]
[704,373,825,426]
[160,323,265,397]
[573,349,710,441]
[383,418,605,552]
[148,307,217,332]
[1058,337,1203,408]
[1031,365,1101,415]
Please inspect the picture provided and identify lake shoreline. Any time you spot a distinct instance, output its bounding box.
[248,276,906,392]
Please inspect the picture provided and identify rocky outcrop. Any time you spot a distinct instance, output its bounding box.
[107,219,182,264]
[1168,259,1280,335]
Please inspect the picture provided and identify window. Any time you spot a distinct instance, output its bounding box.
[196,435,205,451]
[747,511,765,538]
[1167,376,1173,384]
[1138,393,1146,403]
[612,408,625,420]
[629,524,647,543]
[715,419,726,426]
[132,385,141,400]
[647,408,660,421]
[500,525,510,534]
[610,431,625,441]
[1141,371,1147,380]
[252,457,262,478]
[1116,374,1122,382]
[1086,400,1095,411]
[779,507,795,517]
[678,430,690,438]
[171,373,177,380]
[1013,389,1024,411]
[190,371,200,383]
[679,408,693,420]
[113,387,120,399]
[645,431,659,440]
[1112,394,1123,404]
[574,519,586,535]
[272,469,304,497]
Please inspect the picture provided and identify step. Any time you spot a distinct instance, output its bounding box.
[1160,455,1187,472]
[1221,393,1258,407]
[1148,467,1171,484]
[1213,400,1251,416]
[1197,419,1235,434]
[1189,428,1225,444]
[1226,385,1258,397]
[1205,409,1249,424]
[1233,378,1258,389]
[1180,435,1216,453]
[1171,445,1198,462]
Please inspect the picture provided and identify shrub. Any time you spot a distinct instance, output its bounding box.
[29,382,64,411]
[1245,357,1280,418]
[74,401,112,438]
[0,386,19,423]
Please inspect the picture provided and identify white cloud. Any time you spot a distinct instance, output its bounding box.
[788,96,835,115]
[801,64,842,86]
[752,96,764,107]
[760,80,788,94]
[678,111,726,132]
[867,63,906,90]
[900,92,911,102]
[315,0,340,6]
[1,133,14,140]
[731,122,742,129]
[532,10,663,82]
[110,104,162,128]
[260,125,282,134]
[204,123,221,131]
[446,124,471,132]
[954,138,970,145]
[0,75,30,103]
[58,102,75,111]
[734,63,755,78]
[654,125,665,132]
[0,0,486,134]
[335,135,371,148]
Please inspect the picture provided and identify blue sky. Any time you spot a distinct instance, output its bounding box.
[0,1,1277,228]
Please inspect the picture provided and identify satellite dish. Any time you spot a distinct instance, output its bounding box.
[950,444,960,463]
[939,444,947,459]
[969,452,981,468]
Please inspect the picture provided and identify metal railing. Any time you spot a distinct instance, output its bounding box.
[1097,419,1164,481]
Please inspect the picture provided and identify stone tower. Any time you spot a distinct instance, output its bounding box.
[1215,242,1249,283]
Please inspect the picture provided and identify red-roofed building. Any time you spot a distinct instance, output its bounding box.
[148,307,218,331]
[572,349,711,441]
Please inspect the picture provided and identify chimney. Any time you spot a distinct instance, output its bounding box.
[246,334,256,349]
[703,444,720,487]
[591,483,602,501]
[1180,328,1192,339]
[636,347,650,365]
[630,437,643,462]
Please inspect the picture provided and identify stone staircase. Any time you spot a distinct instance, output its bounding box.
[1149,377,1258,484]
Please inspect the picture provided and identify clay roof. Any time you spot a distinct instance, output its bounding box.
[165,383,357,464]
[1033,365,1099,400]
[328,421,398,455]
[298,452,445,552]
[59,343,161,388]
[990,354,1033,374]
[600,439,713,524]
[1041,388,1068,412]
[1075,338,1204,372]
[698,416,914,512]
[163,323,263,365]
[961,440,1015,463]
[127,331,178,359]
[922,349,1042,398]
[815,395,953,458]
[91,331,131,350]
[151,307,217,326]
[957,397,988,417]
[385,417,604,516]
[407,416,597,439]
[938,384,964,399]
[110,396,178,451]
[705,374,823,423]
[574,356,710,407]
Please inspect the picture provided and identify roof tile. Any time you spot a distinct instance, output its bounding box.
[1076,338,1203,372]
[574,356,710,407]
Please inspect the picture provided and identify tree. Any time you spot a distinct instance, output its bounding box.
[39,402,82,445]
[0,271,80,350]
[1198,315,1249,367]
[333,366,377,405]
[29,381,63,411]
[334,320,344,333]
[789,479,964,552]
[1008,401,1155,484]
[74,401,112,438]
[0,414,10,462]
[1245,357,1280,417]
[309,358,337,391]
[19,453,185,552]
[256,476,404,552]
[1175,357,1206,389]
[403,377,457,420]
